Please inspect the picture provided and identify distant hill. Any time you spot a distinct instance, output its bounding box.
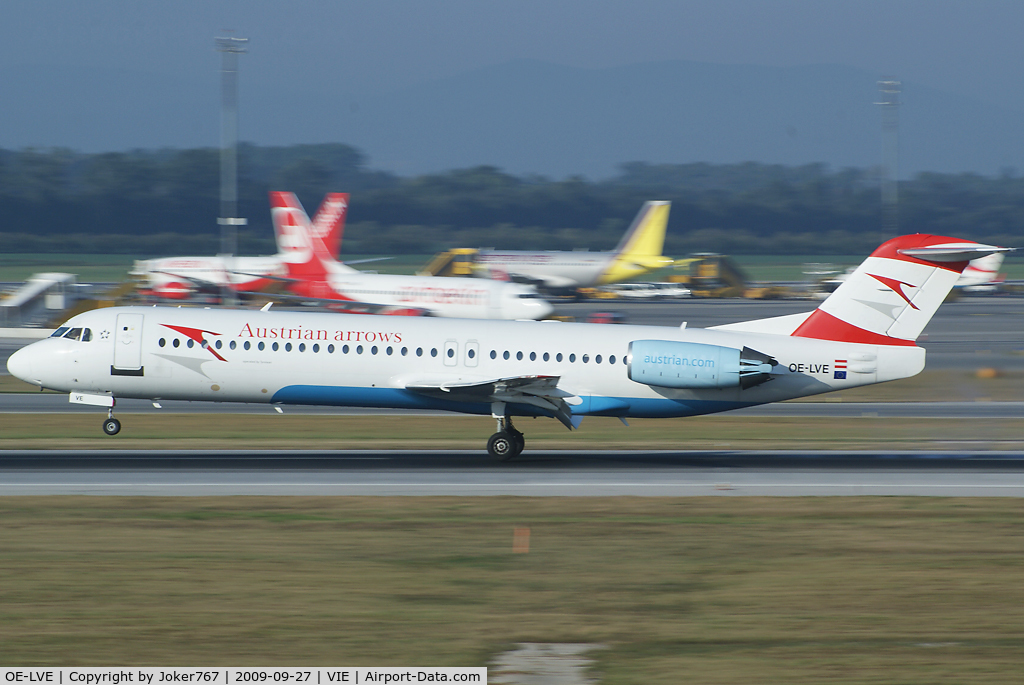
[3,59,1023,178]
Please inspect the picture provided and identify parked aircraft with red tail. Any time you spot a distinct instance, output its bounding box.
[268,192,553,319]
[131,193,349,299]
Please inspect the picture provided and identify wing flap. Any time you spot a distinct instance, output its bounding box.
[404,374,581,429]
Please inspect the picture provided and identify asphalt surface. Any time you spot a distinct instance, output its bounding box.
[0,394,1021,418]
[1,449,1022,496]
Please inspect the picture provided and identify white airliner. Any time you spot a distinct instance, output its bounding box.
[955,252,1006,293]
[131,193,350,299]
[269,192,553,319]
[455,201,674,290]
[8,234,1010,458]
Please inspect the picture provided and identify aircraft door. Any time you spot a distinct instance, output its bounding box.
[465,340,479,367]
[443,339,459,367]
[112,313,144,374]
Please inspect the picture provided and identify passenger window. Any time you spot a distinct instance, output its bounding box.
[299,343,306,352]
[343,345,350,354]
[416,347,423,357]
[402,347,408,356]
[159,338,166,348]
[582,354,589,363]
[530,352,536,361]
[231,341,237,350]
[609,355,616,364]
[387,346,393,355]
[243,341,250,350]
[328,344,335,353]
[215,340,223,349]
[503,351,510,360]
[431,348,438,357]
[371,346,378,355]
[272,342,279,351]
[569,354,576,362]
[285,343,292,352]
[187,339,194,349]
[490,350,497,359]
[258,342,265,351]
[516,351,523,360]
[556,353,563,362]
[595,355,602,364]
[357,345,364,354]
[543,352,549,361]
[312,344,319,353]
[173,339,181,348]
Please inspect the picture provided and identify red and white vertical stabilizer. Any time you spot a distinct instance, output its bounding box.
[792,234,1012,346]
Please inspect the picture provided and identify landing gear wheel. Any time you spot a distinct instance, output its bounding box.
[487,432,517,459]
[102,417,121,436]
[509,429,525,456]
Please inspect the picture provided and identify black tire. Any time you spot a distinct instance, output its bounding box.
[102,418,121,436]
[487,432,515,459]
[510,430,525,456]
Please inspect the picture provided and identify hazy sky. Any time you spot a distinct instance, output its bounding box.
[4,0,1023,107]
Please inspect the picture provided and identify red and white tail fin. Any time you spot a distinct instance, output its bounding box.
[308,193,349,259]
[269,191,329,281]
[792,234,1011,346]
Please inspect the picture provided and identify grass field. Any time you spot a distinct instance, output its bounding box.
[1,413,1022,451]
[0,497,1022,682]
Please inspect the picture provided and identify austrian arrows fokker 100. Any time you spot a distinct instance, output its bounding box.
[131,193,350,300]
[268,191,553,319]
[8,234,1011,457]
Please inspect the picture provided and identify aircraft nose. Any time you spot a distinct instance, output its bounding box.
[6,344,38,385]
[535,298,554,319]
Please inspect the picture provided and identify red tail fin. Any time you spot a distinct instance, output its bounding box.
[269,191,328,281]
[308,193,348,258]
[792,234,1009,345]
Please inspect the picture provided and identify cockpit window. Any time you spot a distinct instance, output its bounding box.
[64,328,83,341]
[50,327,70,338]
[517,293,540,299]
[81,328,92,342]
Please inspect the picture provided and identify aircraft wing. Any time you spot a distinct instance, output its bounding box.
[404,374,582,429]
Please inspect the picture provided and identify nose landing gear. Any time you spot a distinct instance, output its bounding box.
[487,415,525,459]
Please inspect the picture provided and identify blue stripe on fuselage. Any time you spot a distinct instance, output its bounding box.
[270,385,756,419]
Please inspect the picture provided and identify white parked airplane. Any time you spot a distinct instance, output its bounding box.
[955,252,1006,293]
[8,234,1010,457]
[451,201,674,291]
[269,192,553,319]
[131,193,349,299]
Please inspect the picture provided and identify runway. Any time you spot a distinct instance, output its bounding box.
[2,449,1023,496]
[0,393,1021,418]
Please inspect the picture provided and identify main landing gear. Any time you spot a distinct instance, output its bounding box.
[102,408,121,436]
[487,416,525,460]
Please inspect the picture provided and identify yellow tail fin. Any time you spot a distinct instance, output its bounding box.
[597,201,672,284]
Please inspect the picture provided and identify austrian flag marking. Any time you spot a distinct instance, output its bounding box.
[834,359,847,380]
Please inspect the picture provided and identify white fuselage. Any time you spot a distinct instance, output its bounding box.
[9,306,924,421]
[314,271,553,320]
[132,256,285,294]
[475,251,615,289]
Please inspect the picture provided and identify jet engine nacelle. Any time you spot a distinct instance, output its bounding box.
[628,340,777,390]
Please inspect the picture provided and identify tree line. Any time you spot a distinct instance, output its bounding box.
[0,144,1021,256]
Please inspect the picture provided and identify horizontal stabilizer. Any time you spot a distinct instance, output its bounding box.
[899,244,1014,262]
